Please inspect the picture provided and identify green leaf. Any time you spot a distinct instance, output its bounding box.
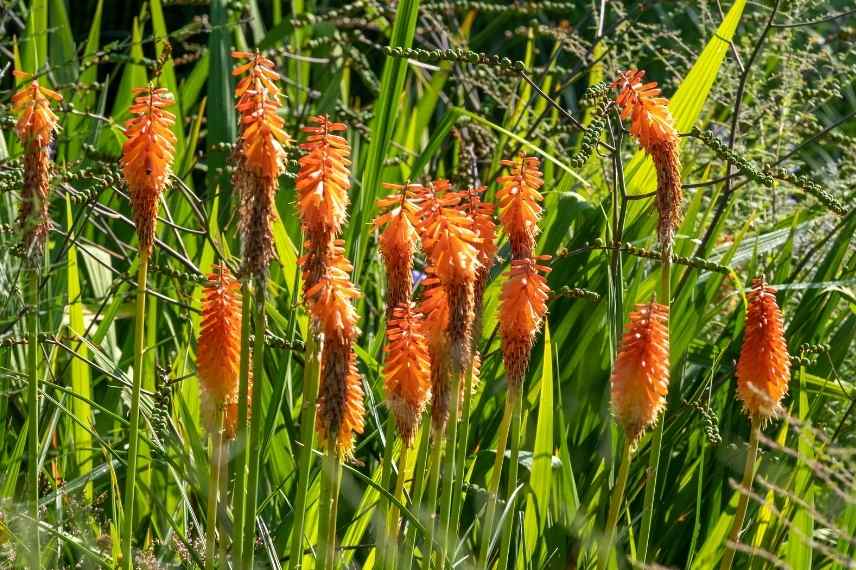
[520,321,554,567]
[206,0,237,191]
[65,196,94,501]
[349,0,421,280]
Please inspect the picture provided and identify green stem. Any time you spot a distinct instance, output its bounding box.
[241,278,268,569]
[318,441,341,570]
[122,253,149,570]
[289,329,322,570]
[26,268,41,570]
[478,394,514,569]
[387,443,410,570]
[720,415,760,570]
[497,393,522,570]
[232,281,253,565]
[637,254,672,562]
[422,428,444,570]
[403,420,432,570]
[378,419,397,570]
[451,362,474,528]
[438,370,462,569]
[206,411,224,570]
[598,441,632,570]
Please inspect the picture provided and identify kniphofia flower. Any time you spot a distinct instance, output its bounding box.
[296,116,352,292]
[736,278,790,419]
[418,183,481,377]
[611,302,670,443]
[197,264,247,438]
[498,256,551,392]
[304,245,365,457]
[11,71,62,261]
[384,302,431,446]
[418,272,451,431]
[232,51,289,278]
[463,186,497,337]
[612,69,682,251]
[120,85,177,258]
[496,155,543,260]
[375,183,423,314]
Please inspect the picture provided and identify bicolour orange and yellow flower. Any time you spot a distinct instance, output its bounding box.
[610,302,670,443]
[121,86,177,257]
[383,302,431,446]
[736,278,790,419]
[496,155,543,260]
[612,69,682,251]
[197,264,247,438]
[499,256,551,392]
[11,71,62,261]
[375,183,423,314]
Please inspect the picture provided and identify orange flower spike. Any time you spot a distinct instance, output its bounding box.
[306,246,365,457]
[418,273,453,431]
[736,278,790,420]
[197,265,247,438]
[121,86,178,257]
[375,183,423,313]
[297,116,352,240]
[496,155,544,260]
[232,51,288,180]
[304,244,361,342]
[499,256,551,392]
[611,69,682,250]
[11,72,63,261]
[11,71,62,146]
[610,302,670,443]
[384,302,431,446]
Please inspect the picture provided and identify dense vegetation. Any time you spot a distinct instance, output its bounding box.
[0,1,854,569]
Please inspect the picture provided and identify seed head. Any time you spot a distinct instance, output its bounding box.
[121,86,177,258]
[496,155,543,260]
[736,278,790,420]
[611,302,670,443]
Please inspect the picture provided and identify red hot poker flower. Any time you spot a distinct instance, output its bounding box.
[611,69,682,251]
[610,302,670,443]
[496,155,544,260]
[384,302,431,446]
[736,278,790,420]
[197,264,247,438]
[121,86,177,257]
[418,272,452,432]
[499,256,551,392]
[375,183,423,314]
[232,51,289,181]
[11,71,62,261]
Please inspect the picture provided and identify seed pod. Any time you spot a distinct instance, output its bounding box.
[611,302,670,443]
[736,278,790,420]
